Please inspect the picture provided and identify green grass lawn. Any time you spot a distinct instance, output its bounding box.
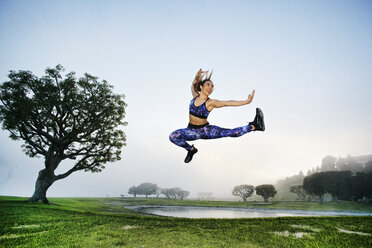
[1,196,371,247]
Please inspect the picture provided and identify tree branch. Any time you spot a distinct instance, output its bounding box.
[54,154,96,181]
[54,165,79,181]
[19,126,47,156]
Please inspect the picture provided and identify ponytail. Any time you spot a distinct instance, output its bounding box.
[195,70,213,92]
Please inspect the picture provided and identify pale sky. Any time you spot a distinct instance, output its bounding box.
[0,0,371,198]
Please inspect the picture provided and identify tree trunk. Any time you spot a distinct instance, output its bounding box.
[28,168,55,204]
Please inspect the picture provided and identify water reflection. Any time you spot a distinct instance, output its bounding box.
[124,205,372,218]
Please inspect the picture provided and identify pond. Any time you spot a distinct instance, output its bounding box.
[124,205,372,218]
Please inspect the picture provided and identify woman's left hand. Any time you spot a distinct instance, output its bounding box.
[247,90,255,104]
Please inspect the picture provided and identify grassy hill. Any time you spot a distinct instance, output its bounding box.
[1,196,371,247]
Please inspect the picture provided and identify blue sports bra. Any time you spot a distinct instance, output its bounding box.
[189,97,210,119]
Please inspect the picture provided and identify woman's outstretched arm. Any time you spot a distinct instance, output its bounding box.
[191,69,208,98]
[208,90,255,110]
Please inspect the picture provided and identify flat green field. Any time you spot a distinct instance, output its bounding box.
[1,196,371,247]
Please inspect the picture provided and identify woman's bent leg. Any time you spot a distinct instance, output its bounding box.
[169,128,199,150]
[201,125,253,139]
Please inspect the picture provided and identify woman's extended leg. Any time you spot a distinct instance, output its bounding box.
[169,124,253,149]
[200,125,253,139]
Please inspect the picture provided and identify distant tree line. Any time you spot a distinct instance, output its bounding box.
[232,184,277,202]
[128,183,158,198]
[277,154,372,201]
[161,187,190,200]
[197,192,213,200]
[127,182,190,200]
[300,171,372,202]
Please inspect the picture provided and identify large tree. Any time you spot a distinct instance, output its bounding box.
[177,190,190,200]
[137,182,158,198]
[232,184,255,202]
[0,65,127,203]
[161,187,182,200]
[255,184,277,202]
[128,186,138,198]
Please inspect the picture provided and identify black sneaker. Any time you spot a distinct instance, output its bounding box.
[249,108,265,131]
[184,145,198,163]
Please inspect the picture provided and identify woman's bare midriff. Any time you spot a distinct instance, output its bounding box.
[189,115,208,125]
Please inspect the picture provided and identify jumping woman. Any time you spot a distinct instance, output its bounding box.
[169,69,265,163]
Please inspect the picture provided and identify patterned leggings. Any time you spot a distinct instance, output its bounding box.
[169,123,253,151]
